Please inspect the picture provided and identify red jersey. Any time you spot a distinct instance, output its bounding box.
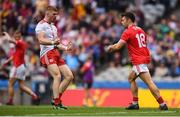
[13,39,27,67]
[120,25,151,65]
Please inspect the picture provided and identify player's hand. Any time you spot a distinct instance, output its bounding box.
[54,38,60,45]
[105,45,114,53]
[3,32,11,40]
[3,32,8,36]
[66,41,73,51]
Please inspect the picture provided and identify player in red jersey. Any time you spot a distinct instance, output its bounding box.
[107,12,168,110]
[35,6,74,109]
[1,31,39,105]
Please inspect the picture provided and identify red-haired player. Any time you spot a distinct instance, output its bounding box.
[35,6,74,109]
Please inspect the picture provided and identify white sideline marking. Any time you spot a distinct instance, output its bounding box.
[23,116,179,117]
[28,110,177,116]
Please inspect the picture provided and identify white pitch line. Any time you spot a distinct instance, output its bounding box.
[28,110,177,116]
[23,116,180,117]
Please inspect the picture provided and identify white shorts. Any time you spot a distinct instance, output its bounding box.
[132,64,149,76]
[9,64,26,80]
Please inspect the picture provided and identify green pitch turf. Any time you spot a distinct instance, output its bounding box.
[0,106,179,116]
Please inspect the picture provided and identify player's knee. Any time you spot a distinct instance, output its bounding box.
[66,73,74,81]
[8,80,14,86]
[128,72,137,83]
[52,72,61,79]
[8,82,12,86]
[69,74,74,81]
[8,83,14,87]
[19,84,24,90]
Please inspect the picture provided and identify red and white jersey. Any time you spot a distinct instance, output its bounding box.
[120,25,151,65]
[13,39,26,67]
[35,20,58,57]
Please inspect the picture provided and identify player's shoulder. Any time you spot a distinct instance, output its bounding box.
[36,20,47,27]
[39,20,47,24]
[129,25,145,33]
[35,20,48,31]
[133,25,144,31]
[17,39,24,43]
[16,39,25,45]
[123,28,131,34]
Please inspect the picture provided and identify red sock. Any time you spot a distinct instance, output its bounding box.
[58,93,62,102]
[31,93,38,100]
[157,96,164,104]
[132,97,138,104]
[133,97,138,101]
[8,98,13,103]
[53,98,59,106]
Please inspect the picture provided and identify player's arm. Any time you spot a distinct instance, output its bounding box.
[3,56,13,66]
[80,64,86,73]
[3,32,16,44]
[36,32,60,45]
[0,56,13,70]
[106,40,126,52]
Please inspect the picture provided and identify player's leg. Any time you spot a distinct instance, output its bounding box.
[126,71,139,110]
[7,66,17,105]
[139,72,168,110]
[47,64,61,106]
[83,82,95,106]
[83,87,89,106]
[58,64,74,101]
[15,64,39,101]
[18,80,38,100]
[50,64,73,109]
[6,78,16,105]
[87,82,96,106]
[128,71,138,99]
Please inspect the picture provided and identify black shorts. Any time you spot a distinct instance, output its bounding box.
[84,82,93,89]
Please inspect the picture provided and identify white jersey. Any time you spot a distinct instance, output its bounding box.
[35,20,58,57]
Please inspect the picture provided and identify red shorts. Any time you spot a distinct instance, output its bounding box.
[40,49,65,68]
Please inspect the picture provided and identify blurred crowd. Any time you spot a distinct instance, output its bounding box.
[0,0,180,88]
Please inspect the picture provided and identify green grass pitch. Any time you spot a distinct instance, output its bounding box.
[0,106,179,116]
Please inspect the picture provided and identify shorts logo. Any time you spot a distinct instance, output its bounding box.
[49,59,54,63]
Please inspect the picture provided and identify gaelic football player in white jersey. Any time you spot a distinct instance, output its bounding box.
[35,6,74,109]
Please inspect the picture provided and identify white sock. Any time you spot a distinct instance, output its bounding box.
[132,101,138,105]
[160,102,166,106]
